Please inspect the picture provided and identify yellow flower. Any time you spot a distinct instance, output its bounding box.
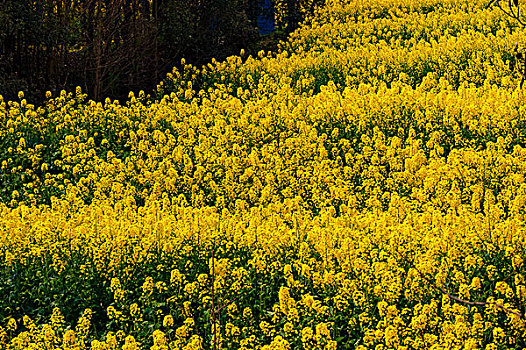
[279,286,291,315]
[302,294,315,309]
[163,315,174,328]
[107,306,117,320]
[130,303,140,318]
[142,277,154,296]
[470,277,482,291]
[122,335,140,350]
[492,327,506,344]
[6,318,16,332]
[110,277,121,293]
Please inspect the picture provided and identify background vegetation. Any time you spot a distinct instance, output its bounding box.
[0,0,323,104]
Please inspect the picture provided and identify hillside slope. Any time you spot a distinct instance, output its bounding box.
[2,0,526,348]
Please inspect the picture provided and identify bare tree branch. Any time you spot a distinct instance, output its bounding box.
[399,252,526,320]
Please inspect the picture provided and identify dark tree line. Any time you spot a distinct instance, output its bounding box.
[0,0,323,103]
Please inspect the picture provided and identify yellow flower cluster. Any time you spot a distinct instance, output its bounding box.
[2,0,526,348]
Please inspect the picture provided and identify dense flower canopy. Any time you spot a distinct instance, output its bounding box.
[1,0,526,348]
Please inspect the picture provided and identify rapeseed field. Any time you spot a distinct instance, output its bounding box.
[2,0,526,348]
